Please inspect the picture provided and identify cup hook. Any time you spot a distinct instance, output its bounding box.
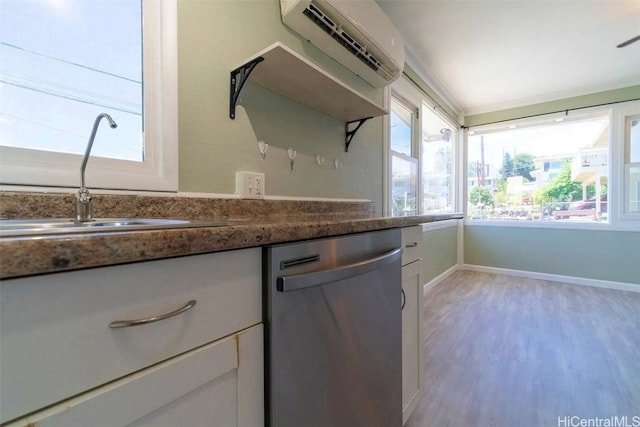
[258,140,268,159]
[288,147,297,173]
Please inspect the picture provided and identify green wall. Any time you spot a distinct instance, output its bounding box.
[465,86,640,127]
[464,226,640,285]
[422,225,458,283]
[177,0,384,210]
[461,87,640,286]
[178,1,638,285]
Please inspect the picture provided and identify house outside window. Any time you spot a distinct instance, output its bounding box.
[0,0,177,192]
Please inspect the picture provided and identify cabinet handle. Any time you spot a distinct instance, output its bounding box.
[401,289,406,310]
[405,242,419,248]
[277,248,401,292]
[109,300,197,329]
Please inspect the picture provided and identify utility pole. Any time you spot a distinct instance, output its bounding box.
[480,136,486,186]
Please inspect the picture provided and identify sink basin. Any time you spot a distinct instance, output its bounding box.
[0,218,230,237]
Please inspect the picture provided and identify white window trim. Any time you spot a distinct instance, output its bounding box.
[386,76,458,216]
[382,86,391,216]
[464,100,640,231]
[0,0,178,193]
[387,87,420,216]
[421,218,459,232]
[617,106,640,221]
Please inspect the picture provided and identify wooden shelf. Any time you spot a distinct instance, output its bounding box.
[230,42,388,123]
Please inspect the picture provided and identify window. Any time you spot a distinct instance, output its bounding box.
[390,97,418,216]
[625,115,640,213]
[467,112,610,223]
[0,0,177,191]
[421,107,454,213]
[388,77,457,216]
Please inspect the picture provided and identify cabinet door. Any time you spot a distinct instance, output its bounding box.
[402,260,423,425]
[7,325,264,427]
[1,248,261,423]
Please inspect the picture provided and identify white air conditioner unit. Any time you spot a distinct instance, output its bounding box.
[280,0,405,88]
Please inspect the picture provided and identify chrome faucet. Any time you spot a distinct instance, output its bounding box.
[75,113,118,222]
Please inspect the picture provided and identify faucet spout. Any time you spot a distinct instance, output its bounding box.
[76,113,118,222]
[80,113,117,189]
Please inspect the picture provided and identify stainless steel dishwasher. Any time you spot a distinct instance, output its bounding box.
[264,228,403,427]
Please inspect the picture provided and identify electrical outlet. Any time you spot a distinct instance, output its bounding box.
[235,171,265,199]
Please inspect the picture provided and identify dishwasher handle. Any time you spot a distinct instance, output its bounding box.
[277,247,402,292]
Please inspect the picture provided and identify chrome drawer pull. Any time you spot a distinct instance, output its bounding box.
[109,300,197,328]
[401,289,406,310]
[405,242,419,248]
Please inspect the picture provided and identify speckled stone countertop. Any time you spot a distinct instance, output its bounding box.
[0,192,462,279]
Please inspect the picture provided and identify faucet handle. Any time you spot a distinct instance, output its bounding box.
[77,188,92,203]
[75,188,93,222]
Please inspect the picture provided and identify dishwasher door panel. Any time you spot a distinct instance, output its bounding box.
[265,229,402,427]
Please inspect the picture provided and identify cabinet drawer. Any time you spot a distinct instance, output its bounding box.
[401,226,422,266]
[5,325,264,427]
[0,248,261,424]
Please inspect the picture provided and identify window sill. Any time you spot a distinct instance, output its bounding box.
[464,218,639,232]
[421,219,459,232]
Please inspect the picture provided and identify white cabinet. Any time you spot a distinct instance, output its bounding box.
[6,325,263,427]
[1,248,263,427]
[401,226,424,425]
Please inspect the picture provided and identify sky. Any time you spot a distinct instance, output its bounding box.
[2,0,614,171]
[468,117,610,178]
[0,0,143,161]
[391,97,610,182]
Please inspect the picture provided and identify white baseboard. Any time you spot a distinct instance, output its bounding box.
[462,264,640,293]
[423,264,460,295]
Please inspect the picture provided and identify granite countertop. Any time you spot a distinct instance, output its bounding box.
[0,192,462,279]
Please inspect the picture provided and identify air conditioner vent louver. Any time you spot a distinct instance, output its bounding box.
[280,0,404,87]
[303,3,386,75]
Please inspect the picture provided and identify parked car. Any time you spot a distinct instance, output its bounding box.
[569,196,608,213]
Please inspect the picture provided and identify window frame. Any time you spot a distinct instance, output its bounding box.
[389,94,420,216]
[0,0,178,192]
[623,113,640,214]
[420,102,457,215]
[385,76,458,216]
[464,100,640,231]
[617,103,640,221]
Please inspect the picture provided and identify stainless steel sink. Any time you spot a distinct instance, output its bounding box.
[0,218,230,237]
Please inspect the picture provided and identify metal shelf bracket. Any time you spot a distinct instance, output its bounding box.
[345,117,372,152]
[229,57,265,120]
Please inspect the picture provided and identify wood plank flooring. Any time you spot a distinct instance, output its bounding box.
[405,270,640,427]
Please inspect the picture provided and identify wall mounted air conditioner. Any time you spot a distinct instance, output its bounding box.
[280,0,405,88]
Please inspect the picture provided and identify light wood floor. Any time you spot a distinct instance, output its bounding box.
[405,270,640,427]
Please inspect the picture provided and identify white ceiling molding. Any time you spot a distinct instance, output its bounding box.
[403,45,463,115]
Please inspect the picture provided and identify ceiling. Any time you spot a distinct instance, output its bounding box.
[376,0,640,116]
